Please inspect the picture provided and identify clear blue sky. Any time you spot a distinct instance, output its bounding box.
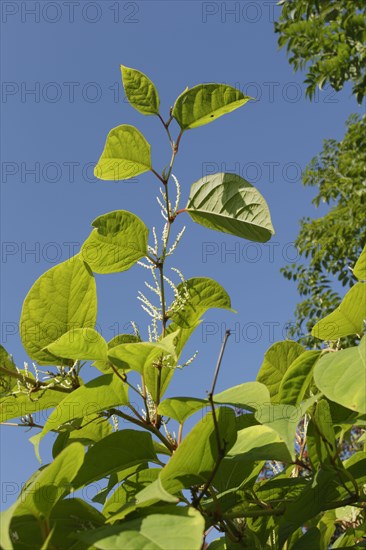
[0,0,361,511]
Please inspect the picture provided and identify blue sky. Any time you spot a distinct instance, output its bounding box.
[0,0,362,511]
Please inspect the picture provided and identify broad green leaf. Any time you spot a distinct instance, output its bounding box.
[72,430,160,489]
[0,378,67,423]
[314,337,366,413]
[77,506,205,550]
[158,397,208,424]
[52,414,113,458]
[278,350,322,405]
[0,345,17,397]
[10,498,105,550]
[94,125,151,181]
[92,464,149,505]
[214,381,271,411]
[255,404,302,460]
[107,476,179,523]
[121,65,160,115]
[160,407,237,494]
[307,400,339,469]
[46,328,108,362]
[0,502,17,550]
[38,374,128,447]
[168,277,233,328]
[354,244,366,281]
[257,341,305,402]
[312,282,366,340]
[14,443,85,519]
[20,255,97,366]
[108,331,178,374]
[278,468,338,546]
[228,425,292,463]
[144,321,201,403]
[93,333,141,373]
[291,528,321,550]
[158,383,270,425]
[81,210,148,274]
[172,83,252,130]
[185,173,274,243]
[103,468,162,518]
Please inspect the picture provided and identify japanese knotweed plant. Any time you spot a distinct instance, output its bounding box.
[1,67,366,550]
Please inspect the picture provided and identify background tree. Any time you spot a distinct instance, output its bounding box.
[275,0,366,103]
[276,0,366,347]
[281,114,366,347]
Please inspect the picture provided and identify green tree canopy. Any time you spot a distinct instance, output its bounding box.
[276,0,366,103]
[282,114,366,347]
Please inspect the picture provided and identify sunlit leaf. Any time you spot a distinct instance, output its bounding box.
[20,256,97,366]
[172,83,252,130]
[81,210,148,274]
[185,173,274,242]
[94,125,151,181]
[121,65,160,115]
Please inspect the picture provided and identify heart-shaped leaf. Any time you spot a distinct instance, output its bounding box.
[20,255,97,366]
[312,282,366,340]
[94,125,151,181]
[185,173,274,242]
[314,337,366,413]
[121,65,160,115]
[81,210,148,274]
[172,83,252,130]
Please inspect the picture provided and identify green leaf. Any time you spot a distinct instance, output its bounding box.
[314,337,366,413]
[108,331,178,374]
[278,350,322,405]
[228,425,292,463]
[158,397,207,424]
[38,374,128,449]
[185,173,274,242]
[46,328,108,362]
[103,468,162,519]
[278,468,338,546]
[158,383,269,425]
[52,414,113,458]
[0,345,17,397]
[354,244,366,281]
[108,477,179,523]
[254,404,302,460]
[307,399,338,469]
[160,407,237,494]
[14,443,85,519]
[94,125,151,181]
[144,321,201,403]
[0,378,67,423]
[77,506,205,550]
[172,83,252,130]
[290,528,321,550]
[169,277,233,328]
[257,341,305,402]
[0,502,17,550]
[81,210,148,274]
[312,282,366,340]
[72,430,160,489]
[20,255,97,366]
[121,65,160,115]
[214,381,271,411]
[10,498,105,550]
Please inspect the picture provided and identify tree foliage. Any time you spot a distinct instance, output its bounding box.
[1,67,366,549]
[275,0,366,103]
[282,114,366,347]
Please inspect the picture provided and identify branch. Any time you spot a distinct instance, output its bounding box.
[0,365,72,394]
